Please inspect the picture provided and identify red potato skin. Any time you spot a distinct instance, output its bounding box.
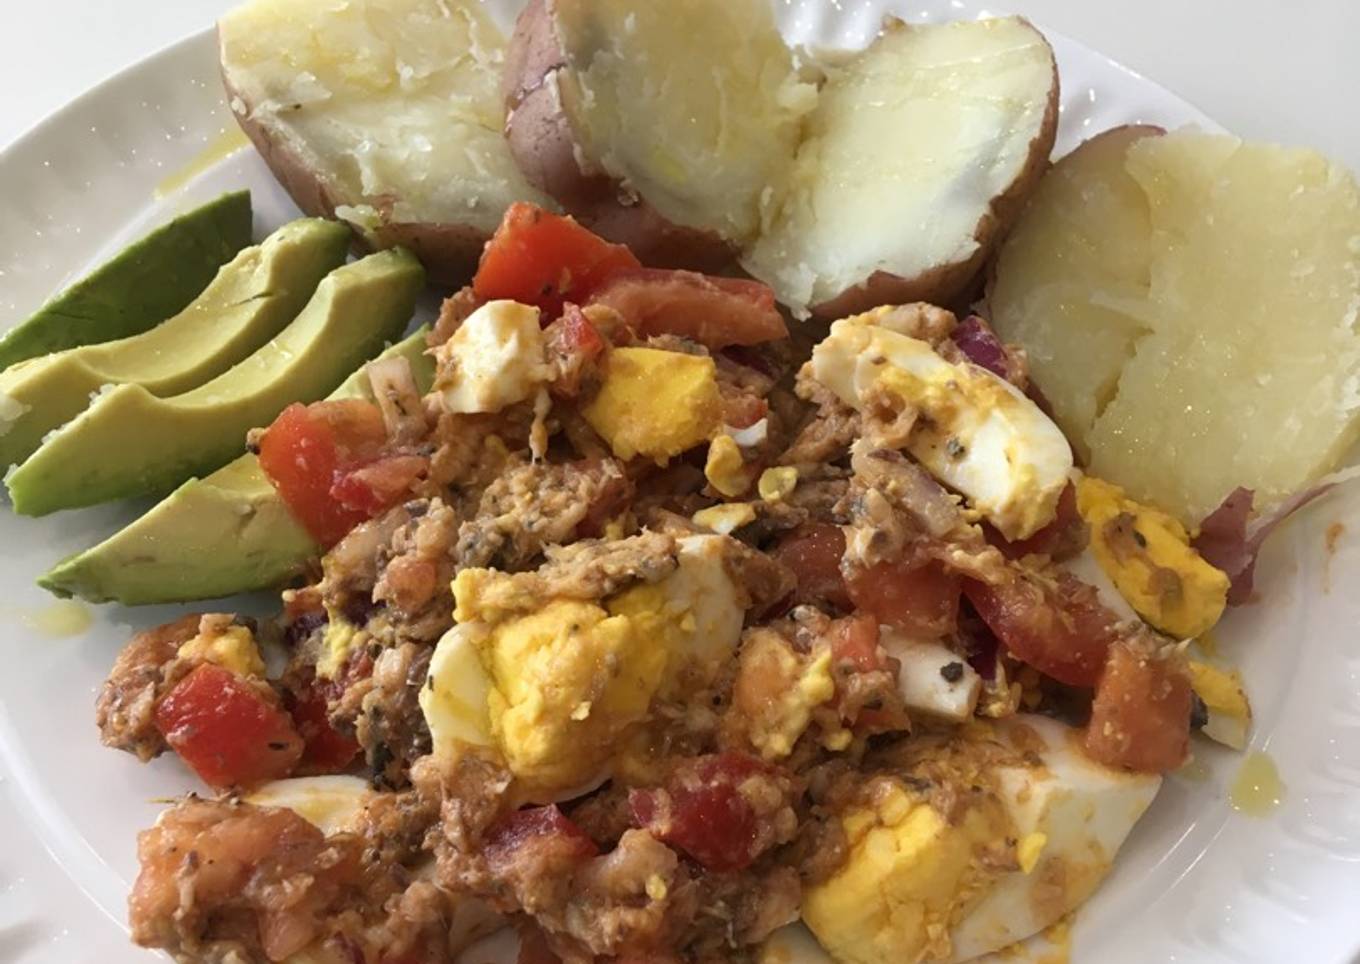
[502,0,739,272]
[811,18,1062,321]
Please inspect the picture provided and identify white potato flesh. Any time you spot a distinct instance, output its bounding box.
[988,125,1159,460]
[743,17,1056,315]
[219,0,554,235]
[992,128,1360,522]
[1088,133,1360,521]
[811,313,1073,540]
[553,0,816,243]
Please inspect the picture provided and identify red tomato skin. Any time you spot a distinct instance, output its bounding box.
[831,613,885,674]
[770,523,852,611]
[1085,639,1193,773]
[287,682,360,774]
[472,203,641,316]
[586,268,788,348]
[259,401,422,547]
[484,805,599,871]
[994,482,1085,561]
[257,403,358,546]
[629,752,768,872]
[847,559,961,637]
[963,571,1117,688]
[155,664,303,789]
[330,455,427,515]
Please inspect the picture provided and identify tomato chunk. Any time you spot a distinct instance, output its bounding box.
[258,401,421,547]
[770,523,852,611]
[543,304,607,399]
[830,613,885,674]
[963,570,1118,687]
[473,203,641,316]
[287,680,360,775]
[484,805,599,872]
[155,664,303,789]
[586,268,788,348]
[847,558,961,637]
[1084,638,1192,773]
[630,752,769,872]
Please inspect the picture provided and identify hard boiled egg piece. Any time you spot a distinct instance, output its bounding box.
[797,715,1161,964]
[879,631,981,723]
[245,775,374,836]
[947,715,1162,961]
[608,533,747,694]
[810,308,1072,540]
[434,299,549,414]
[421,621,496,755]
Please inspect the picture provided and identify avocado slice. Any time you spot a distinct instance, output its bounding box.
[8,247,425,515]
[0,191,253,371]
[38,329,435,605]
[0,217,350,471]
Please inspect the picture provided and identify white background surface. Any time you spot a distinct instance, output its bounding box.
[2,0,1359,171]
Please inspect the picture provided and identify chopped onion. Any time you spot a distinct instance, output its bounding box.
[366,356,425,443]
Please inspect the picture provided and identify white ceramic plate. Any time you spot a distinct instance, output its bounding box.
[1,3,1358,963]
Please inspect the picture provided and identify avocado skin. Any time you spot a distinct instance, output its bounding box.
[38,328,434,605]
[9,248,426,516]
[0,191,253,371]
[0,217,351,471]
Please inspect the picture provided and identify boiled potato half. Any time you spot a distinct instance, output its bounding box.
[219,0,557,285]
[743,17,1058,319]
[503,0,814,268]
[990,127,1360,522]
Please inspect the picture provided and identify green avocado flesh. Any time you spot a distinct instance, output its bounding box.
[0,191,253,371]
[0,217,350,471]
[38,328,435,605]
[8,247,425,516]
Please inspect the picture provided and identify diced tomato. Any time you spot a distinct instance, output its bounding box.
[544,304,607,399]
[258,401,422,547]
[847,558,961,637]
[287,680,360,774]
[993,482,1086,561]
[473,203,641,316]
[721,392,768,430]
[1084,638,1192,773]
[258,403,355,546]
[963,570,1119,687]
[830,613,885,674]
[630,752,769,872]
[586,268,788,348]
[770,523,852,611]
[484,806,598,872]
[330,455,428,515]
[155,664,303,789]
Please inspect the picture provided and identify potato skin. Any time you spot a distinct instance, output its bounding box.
[811,22,1061,321]
[222,56,487,287]
[502,0,737,271]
